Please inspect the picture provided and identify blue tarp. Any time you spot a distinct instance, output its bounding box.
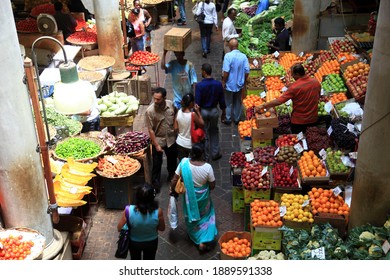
[255,0,269,15]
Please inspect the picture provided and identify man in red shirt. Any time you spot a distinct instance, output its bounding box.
[255,64,321,134]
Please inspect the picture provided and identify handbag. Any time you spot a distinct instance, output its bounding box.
[191,112,205,143]
[115,205,131,259]
[194,2,205,24]
[174,175,186,194]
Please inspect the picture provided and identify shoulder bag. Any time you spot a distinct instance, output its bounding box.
[194,2,205,24]
[115,205,131,259]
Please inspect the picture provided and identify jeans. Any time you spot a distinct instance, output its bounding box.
[199,23,213,53]
[224,89,242,123]
[129,238,158,260]
[152,143,178,184]
[177,0,186,22]
[201,107,221,160]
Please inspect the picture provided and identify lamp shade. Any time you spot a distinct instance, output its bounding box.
[53,62,95,115]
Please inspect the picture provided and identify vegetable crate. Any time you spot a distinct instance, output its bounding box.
[232,186,244,213]
[314,212,348,238]
[250,225,282,251]
[100,112,136,127]
[219,231,252,260]
[243,188,271,204]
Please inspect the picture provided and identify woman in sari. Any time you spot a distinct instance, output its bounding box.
[170,143,217,251]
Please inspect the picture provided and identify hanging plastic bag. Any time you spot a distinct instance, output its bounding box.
[168,195,178,229]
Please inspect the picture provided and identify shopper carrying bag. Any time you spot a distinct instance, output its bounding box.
[115,205,131,259]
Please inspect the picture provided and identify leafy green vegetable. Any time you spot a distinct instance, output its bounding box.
[55,138,101,160]
[44,106,81,135]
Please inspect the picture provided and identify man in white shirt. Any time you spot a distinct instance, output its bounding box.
[222,8,239,56]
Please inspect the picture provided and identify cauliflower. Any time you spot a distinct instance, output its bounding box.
[359,231,375,242]
[276,252,285,260]
[254,250,285,260]
[384,219,390,229]
[368,244,383,259]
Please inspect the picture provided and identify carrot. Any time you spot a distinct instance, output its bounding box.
[97,155,140,177]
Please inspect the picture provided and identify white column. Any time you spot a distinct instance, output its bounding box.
[349,1,390,228]
[0,2,54,244]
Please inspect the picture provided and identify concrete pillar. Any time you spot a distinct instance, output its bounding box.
[291,0,321,52]
[0,2,54,244]
[349,1,390,228]
[94,0,126,71]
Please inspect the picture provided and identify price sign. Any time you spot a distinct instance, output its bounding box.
[299,52,304,57]
[294,143,304,153]
[319,148,327,160]
[245,152,254,162]
[355,123,362,132]
[347,123,356,133]
[261,166,268,177]
[382,240,390,255]
[327,126,333,136]
[274,61,279,67]
[274,147,280,156]
[349,152,358,159]
[332,186,342,197]
[260,76,265,82]
[253,59,259,67]
[321,88,326,96]
[307,55,313,61]
[107,157,118,165]
[273,51,280,58]
[324,101,333,113]
[281,76,286,80]
[279,205,287,217]
[102,127,108,133]
[341,155,355,167]
[282,86,288,92]
[311,247,326,260]
[286,99,292,105]
[289,166,294,176]
[297,132,304,141]
[339,56,346,62]
[260,91,267,98]
[302,139,308,150]
[302,199,310,207]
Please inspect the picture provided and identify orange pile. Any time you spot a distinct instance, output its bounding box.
[298,150,327,178]
[266,90,281,102]
[343,62,370,80]
[265,76,285,91]
[330,92,348,104]
[314,60,340,82]
[279,53,299,71]
[238,119,257,138]
[337,52,357,65]
[220,237,251,258]
[308,187,350,216]
[250,199,283,227]
[243,95,263,108]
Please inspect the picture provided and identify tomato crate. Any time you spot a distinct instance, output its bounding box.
[232,186,244,213]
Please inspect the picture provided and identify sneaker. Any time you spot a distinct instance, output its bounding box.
[202,52,207,58]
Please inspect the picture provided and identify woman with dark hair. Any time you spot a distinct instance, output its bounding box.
[128,8,145,53]
[117,183,165,260]
[174,93,204,161]
[195,0,219,58]
[170,143,217,252]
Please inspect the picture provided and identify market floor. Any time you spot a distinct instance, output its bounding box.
[81,4,245,260]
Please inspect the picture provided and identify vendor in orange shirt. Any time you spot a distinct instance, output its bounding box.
[255,64,321,134]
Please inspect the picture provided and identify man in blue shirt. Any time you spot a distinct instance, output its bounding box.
[222,38,250,125]
[195,63,226,161]
[161,50,197,109]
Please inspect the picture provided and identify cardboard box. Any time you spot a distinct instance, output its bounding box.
[252,139,273,149]
[251,225,282,251]
[130,74,152,105]
[271,186,302,203]
[232,186,244,213]
[314,212,348,238]
[255,113,279,128]
[219,231,252,260]
[251,127,273,141]
[164,28,192,52]
[283,219,312,231]
[246,86,265,96]
[243,188,271,204]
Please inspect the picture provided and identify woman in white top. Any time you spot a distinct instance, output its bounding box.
[134,0,153,52]
[174,93,204,161]
[195,0,219,58]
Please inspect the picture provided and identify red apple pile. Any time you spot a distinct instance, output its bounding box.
[229,152,247,168]
[315,50,336,66]
[253,146,276,166]
[276,134,299,147]
[241,162,271,190]
[329,39,356,56]
[272,162,299,188]
[303,59,317,77]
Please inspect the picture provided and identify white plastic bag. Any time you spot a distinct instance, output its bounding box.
[192,3,198,15]
[168,195,178,229]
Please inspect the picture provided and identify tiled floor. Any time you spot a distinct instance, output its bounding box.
[81,3,244,260]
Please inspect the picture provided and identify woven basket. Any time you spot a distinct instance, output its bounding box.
[0,227,46,260]
[96,155,141,178]
[69,121,83,137]
[52,136,106,162]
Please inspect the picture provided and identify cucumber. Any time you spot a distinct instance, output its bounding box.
[114,105,128,115]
